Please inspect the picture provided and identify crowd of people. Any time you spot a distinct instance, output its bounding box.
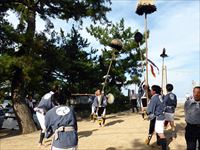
[128,83,200,150]
[87,83,200,150]
[23,84,109,150]
[22,82,200,150]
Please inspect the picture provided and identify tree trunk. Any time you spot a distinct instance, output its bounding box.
[12,67,37,134]
[11,3,38,134]
[26,6,36,49]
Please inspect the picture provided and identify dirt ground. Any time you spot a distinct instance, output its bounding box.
[0,104,186,150]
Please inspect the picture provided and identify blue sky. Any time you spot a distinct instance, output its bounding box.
[76,0,199,99]
[105,0,200,99]
[7,0,200,100]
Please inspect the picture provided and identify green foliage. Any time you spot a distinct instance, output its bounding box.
[87,18,145,91]
[107,94,130,114]
[0,0,144,105]
[0,0,112,97]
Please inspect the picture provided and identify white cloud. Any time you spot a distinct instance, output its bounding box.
[5,1,200,98]
[110,0,199,98]
[146,1,200,97]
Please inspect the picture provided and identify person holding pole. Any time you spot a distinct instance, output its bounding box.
[93,89,107,127]
[89,90,98,122]
[147,85,167,150]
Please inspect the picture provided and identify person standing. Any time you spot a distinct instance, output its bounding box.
[141,85,151,119]
[138,81,145,109]
[147,85,167,150]
[34,85,60,146]
[130,90,139,113]
[163,84,177,131]
[145,85,157,145]
[93,90,107,127]
[25,94,37,114]
[184,86,200,150]
[89,90,98,122]
[45,90,78,150]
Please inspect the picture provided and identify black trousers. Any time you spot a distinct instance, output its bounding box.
[148,118,161,146]
[149,117,156,135]
[185,123,200,150]
[97,107,106,125]
[97,107,105,117]
[131,99,138,112]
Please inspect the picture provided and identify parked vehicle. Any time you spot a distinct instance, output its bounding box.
[4,107,15,119]
[1,98,12,108]
[0,108,5,129]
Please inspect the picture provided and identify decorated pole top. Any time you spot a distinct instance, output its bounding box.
[101,39,123,93]
[160,48,168,58]
[109,39,123,51]
[136,0,157,16]
[134,32,143,44]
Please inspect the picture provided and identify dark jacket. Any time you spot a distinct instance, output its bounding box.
[147,94,165,120]
[45,106,78,149]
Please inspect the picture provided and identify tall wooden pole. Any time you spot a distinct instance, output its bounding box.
[161,57,164,91]
[160,48,168,95]
[101,38,122,93]
[144,13,149,101]
[101,52,115,93]
[135,0,157,101]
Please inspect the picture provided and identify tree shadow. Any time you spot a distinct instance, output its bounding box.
[117,111,132,116]
[78,129,98,139]
[105,147,117,150]
[44,139,52,147]
[132,138,159,150]
[105,119,124,127]
[106,115,118,119]
[178,109,184,113]
[132,128,185,150]
[0,128,21,139]
[175,122,185,132]
[165,129,178,139]
[174,116,181,121]
[131,138,178,150]
[175,114,185,118]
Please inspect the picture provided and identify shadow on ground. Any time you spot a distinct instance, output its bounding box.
[105,119,124,127]
[117,111,133,116]
[0,128,20,139]
[131,122,186,150]
[105,147,117,150]
[175,122,185,130]
[78,129,98,139]
[106,115,118,119]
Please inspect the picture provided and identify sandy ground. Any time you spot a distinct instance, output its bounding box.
[0,104,186,150]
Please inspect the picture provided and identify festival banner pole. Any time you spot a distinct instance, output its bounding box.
[135,0,157,101]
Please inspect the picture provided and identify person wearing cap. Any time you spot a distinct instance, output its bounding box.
[45,89,78,150]
[163,84,177,131]
[34,85,60,146]
[184,86,200,150]
[147,85,167,150]
[93,89,107,127]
